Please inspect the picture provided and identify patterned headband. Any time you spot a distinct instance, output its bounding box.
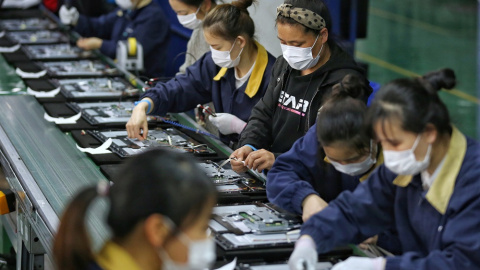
[276,4,326,31]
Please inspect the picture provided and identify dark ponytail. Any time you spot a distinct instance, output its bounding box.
[316,74,371,153]
[53,149,217,269]
[366,68,456,137]
[203,0,256,41]
[421,68,456,94]
[231,0,253,10]
[53,187,98,270]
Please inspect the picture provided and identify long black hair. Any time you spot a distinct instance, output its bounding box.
[366,68,456,138]
[53,149,217,270]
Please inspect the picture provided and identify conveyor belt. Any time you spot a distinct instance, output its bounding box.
[0,95,109,251]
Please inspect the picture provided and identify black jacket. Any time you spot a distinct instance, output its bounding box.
[238,44,370,157]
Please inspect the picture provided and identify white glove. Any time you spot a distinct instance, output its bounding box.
[288,236,317,270]
[59,5,79,26]
[331,257,386,270]
[209,113,246,135]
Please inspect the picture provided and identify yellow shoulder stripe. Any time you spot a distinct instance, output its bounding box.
[213,41,269,99]
[426,127,466,214]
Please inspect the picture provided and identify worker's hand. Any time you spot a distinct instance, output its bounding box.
[209,113,246,135]
[331,257,386,270]
[245,149,275,173]
[358,235,379,250]
[288,235,317,270]
[126,101,149,141]
[230,146,253,173]
[59,5,79,26]
[76,37,103,51]
[301,194,328,222]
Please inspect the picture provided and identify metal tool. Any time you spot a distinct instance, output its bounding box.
[197,104,216,117]
[217,157,246,172]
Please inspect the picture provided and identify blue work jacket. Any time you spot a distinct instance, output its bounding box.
[301,127,480,270]
[75,2,170,77]
[142,42,275,145]
[267,124,401,253]
[267,124,367,214]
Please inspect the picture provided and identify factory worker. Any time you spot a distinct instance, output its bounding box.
[230,0,370,174]
[267,74,374,220]
[288,68,480,270]
[169,0,217,74]
[267,74,399,253]
[53,149,217,270]
[168,0,218,134]
[127,0,275,147]
[59,0,170,77]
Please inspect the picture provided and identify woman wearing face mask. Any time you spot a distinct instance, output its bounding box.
[53,149,217,270]
[288,68,480,270]
[230,0,371,174]
[59,0,170,77]
[126,0,275,147]
[267,74,399,253]
[169,0,217,74]
[267,74,376,222]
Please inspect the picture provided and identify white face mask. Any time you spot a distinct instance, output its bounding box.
[329,141,377,176]
[115,0,134,10]
[177,6,202,30]
[281,33,323,70]
[383,135,432,175]
[210,38,244,68]
[159,218,216,270]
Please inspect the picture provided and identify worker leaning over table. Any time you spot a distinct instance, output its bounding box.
[53,149,218,270]
[230,0,371,174]
[126,0,276,147]
[267,74,400,254]
[288,68,480,270]
[169,0,217,74]
[59,0,170,77]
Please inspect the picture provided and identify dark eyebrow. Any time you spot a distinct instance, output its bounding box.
[277,36,303,44]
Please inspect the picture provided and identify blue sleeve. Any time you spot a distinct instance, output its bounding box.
[75,12,117,40]
[99,40,117,58]
[267,125,320,214]
[130,11,169,69]
[141,53,216,116]
[301,165,397,253]
[385,168,480,270]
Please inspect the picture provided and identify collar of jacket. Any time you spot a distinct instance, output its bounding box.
[96,241,142,270]
[213,40,269,98]
[323,145,383,182]
[392,126,466,214]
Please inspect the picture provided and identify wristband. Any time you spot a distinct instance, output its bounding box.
[244,144,258,151]
[134,99,152,114]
